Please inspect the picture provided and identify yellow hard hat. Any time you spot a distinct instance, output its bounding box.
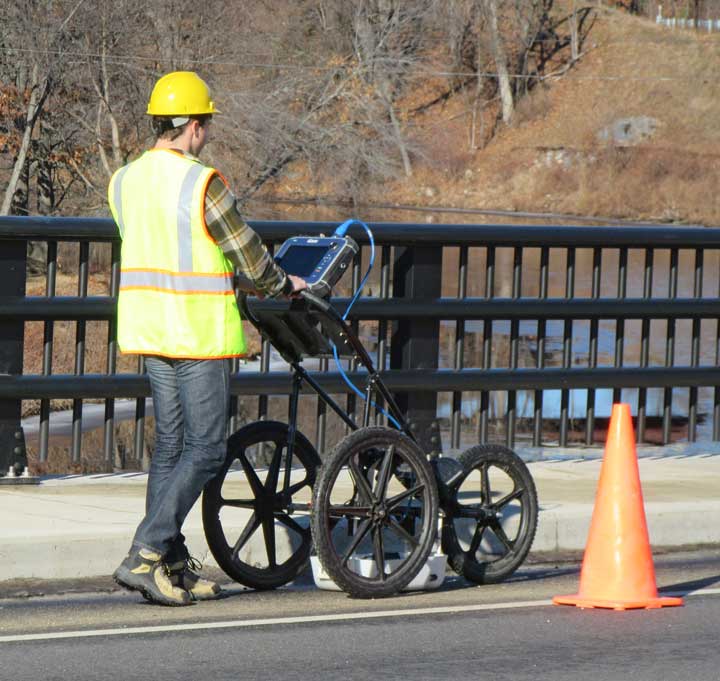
[146,71,220,116]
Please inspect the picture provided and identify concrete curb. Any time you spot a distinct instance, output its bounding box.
[1,454,718,583]
[3,503,719,583]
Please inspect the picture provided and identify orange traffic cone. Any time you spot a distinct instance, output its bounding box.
[553,403,683,610]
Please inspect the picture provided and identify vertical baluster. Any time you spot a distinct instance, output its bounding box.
[688,249,702,441]
[134,355,147,469]
[257,245,276,425]
[613,248,627,404]
[373,245,391,427]
[229,355,240,436]
[560,248,575,448]
[258,336,270,422]
[39,241,57,463]
[315,356,328,454]
[478,246,495,443]
[346,249,362,431]
[585,247,601,445]
[714,252,720,440]
[104,242,120,465]
[662,248,678,444]
[71,241,89,464]
[507,247,522,449]
[637,248,653,443]
[533,247,548,446]
[451,247,468,450]
[229,267,241,436]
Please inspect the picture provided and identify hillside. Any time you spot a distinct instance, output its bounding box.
[252,6,720,226]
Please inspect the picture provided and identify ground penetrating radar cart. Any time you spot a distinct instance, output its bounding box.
[202,221,538,598]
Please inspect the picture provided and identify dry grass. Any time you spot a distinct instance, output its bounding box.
[261,5,720,226]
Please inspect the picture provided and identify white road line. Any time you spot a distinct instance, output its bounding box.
[0,600,552,643]
[2,588,718,644]
[666,587,720,598]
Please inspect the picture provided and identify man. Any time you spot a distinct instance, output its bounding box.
[108,71,306,606]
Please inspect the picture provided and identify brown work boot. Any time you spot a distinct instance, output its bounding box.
[113,548,192,607]
[168,556,222,601]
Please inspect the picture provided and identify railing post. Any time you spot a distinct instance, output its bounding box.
[0,240,29,481]
[391,244,442,457]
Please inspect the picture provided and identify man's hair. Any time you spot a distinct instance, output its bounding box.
[151,114,211,141]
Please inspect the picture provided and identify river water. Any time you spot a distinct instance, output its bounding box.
[349,244,720,447]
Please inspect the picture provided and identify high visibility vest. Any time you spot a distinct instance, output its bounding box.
[108,149,245,358]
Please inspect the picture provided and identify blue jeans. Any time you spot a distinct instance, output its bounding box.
[132,356,230,559]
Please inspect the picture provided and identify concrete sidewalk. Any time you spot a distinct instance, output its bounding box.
[0,448,718,583]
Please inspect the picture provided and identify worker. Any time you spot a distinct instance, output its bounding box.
[107,71,306,606]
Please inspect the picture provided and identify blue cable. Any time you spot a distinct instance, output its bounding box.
[331,219,401,430]
[333,219,375,321]
[332,343,403,430]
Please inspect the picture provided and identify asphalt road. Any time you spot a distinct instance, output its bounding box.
[1,551,719,681]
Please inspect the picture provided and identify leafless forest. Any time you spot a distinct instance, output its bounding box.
[2,1,716,248]
[1,0,593,218]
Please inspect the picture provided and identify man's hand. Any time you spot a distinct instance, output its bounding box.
[287,275,308,298]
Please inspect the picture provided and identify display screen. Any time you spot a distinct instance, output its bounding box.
[275,245,329,278]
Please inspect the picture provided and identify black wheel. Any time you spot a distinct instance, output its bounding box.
[441,444,538,584]
[311,427,439,598]
[202,420,320,590]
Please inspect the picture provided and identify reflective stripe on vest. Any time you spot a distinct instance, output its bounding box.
[120,269,233,294]
[177,162,206,272]
[109,150,245,358]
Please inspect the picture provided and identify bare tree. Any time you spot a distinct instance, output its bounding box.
[0,0,62,215]
[0,0,571,221]
[482,0,514,125]
[348,0,435,177]
[1,64,52,214]
[202,0,435,202]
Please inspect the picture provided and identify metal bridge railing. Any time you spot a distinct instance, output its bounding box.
[2,216,720,476]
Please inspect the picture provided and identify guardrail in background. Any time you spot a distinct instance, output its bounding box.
[656,13,720,32]
[1,216,720,476]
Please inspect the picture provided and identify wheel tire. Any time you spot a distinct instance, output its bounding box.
[202,420,320,590]
[311,427,439,599]
[441,444,538,584]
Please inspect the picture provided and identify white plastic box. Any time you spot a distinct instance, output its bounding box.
[310,552,447,592]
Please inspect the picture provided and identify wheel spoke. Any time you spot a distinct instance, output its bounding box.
[348,456,375,504]
[387,518,419,548]
[221,497,256,509]
[341,518,372,565]
[276,512,309,537]
[490,519,515,552]
[452,503,486,519]
[374,444,395,502]
[232,512,260,559]
[372,525,386,581]
[480,462,490,505]
[285,476,311,497]
[262,515,277,568]
[386,484,425,511]
[236,449,265,498]
[328,504,372,519]
[495,486,524,510]
[264,442,284,494]
[468,523,486,556]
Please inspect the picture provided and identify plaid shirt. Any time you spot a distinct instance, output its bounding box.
[172,151,290,298]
